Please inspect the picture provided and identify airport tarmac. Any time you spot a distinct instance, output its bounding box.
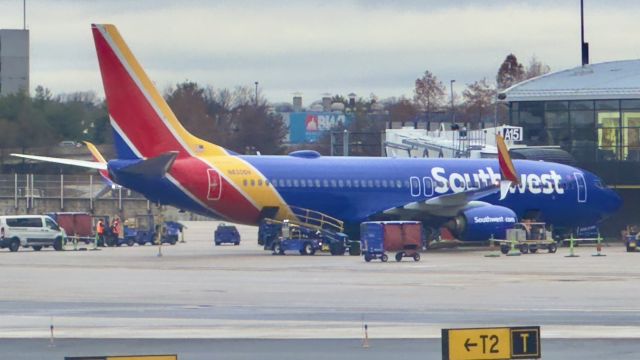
[1,221,639,358]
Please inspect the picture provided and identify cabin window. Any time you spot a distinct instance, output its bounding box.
[346,179,352,187]
[300,179,306,188]
[258,179,263,186]
[243,179,248,186]
[382,180,388,188]
[338,180,344,187]
[367,180,374,188]
[396,180,402,188]
[323,179,329,187]
[286,179,292,187]
[331,179,337,187]
[315,179,321,187]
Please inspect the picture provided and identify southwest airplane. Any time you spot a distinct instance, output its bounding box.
[13,24,622,241]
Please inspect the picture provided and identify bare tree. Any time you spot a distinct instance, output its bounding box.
[462,78,496,124]
[414,70,446,119]
[525,55,551,79]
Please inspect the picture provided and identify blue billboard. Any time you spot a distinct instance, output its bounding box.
[287,112,352,143]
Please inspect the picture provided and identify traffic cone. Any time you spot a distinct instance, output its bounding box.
[362,324,370,348]
[592,232,606,257]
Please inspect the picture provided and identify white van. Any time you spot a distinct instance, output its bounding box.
[0,215,65,252]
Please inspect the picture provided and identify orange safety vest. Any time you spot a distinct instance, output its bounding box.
[97,221,104,235]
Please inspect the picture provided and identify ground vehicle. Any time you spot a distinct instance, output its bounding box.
[121,215,180,246]
[214,223,240,246]
[361,221,422,262]
[270,220,322,255]
[164,221,184,244]
[623,225,639,252]
[0,215,65,252]
[258,219,352,255]
[498,222,558,254]
[47,212,93,244]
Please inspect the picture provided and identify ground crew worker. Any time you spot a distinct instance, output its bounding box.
[96,219,105,247]
[111,217,122,246]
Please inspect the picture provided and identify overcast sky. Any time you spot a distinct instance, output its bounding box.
[1,0,640,104]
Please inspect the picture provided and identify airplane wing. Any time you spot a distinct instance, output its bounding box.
[11,153,107,170]
[384,184,500,217]
[385,134,519,218]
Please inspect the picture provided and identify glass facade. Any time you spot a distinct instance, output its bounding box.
[509,99,640,162]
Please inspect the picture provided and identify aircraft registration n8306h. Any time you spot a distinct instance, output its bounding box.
[12,24,622,241]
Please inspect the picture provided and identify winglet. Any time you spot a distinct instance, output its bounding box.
[84,141,107,164]
[83,141,112,182]
[496,134,519,200]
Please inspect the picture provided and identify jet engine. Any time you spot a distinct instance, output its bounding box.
[451,205,517,242]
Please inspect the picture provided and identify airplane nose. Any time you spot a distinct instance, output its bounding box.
[604,189,622,214]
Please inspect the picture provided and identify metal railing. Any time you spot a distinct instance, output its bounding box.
[0,173,148,211]
[290,206,344,234]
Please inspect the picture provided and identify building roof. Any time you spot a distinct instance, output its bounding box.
[499,59,640,102]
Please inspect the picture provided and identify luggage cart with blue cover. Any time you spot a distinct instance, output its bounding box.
[361,222,389,262]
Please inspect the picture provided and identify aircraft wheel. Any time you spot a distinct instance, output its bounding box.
[381,254,388,262]
[500,245,510,255]
[548,243,557,253]
[529,247,538,254]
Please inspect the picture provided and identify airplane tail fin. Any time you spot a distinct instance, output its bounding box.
[91,24,229,160]
[496,134,519,200]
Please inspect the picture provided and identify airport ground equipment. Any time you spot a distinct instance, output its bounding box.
[106,215,179,247]
[259,207,354,255]
[497,222,557,255]
[624,225,639,252]
[214,223,240,246]
[361,221,422,262]
[164,221,184,244]
[47,212,94,245]
[625,234,638,252]
[270,219,322,255]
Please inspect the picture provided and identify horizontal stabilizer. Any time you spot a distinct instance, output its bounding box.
[119,151,178,178]
[11,153,108,170]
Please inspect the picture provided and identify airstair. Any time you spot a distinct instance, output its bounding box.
[259,206,348,254]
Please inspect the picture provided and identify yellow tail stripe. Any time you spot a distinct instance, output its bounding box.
[102,24,228,157]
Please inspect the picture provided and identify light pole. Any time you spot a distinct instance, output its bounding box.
[450,79,455,124]
[254,81,259,106]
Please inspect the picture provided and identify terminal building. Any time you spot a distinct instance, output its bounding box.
[499,59,640,234]
[0,29,29,96]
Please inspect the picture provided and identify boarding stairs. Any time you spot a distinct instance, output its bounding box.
[261,206,346,246]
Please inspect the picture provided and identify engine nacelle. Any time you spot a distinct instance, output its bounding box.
[452,205,517,242]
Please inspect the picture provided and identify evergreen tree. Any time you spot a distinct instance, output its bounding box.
[496,54,525,90]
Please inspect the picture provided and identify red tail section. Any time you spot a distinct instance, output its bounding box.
[91,24,228,159]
